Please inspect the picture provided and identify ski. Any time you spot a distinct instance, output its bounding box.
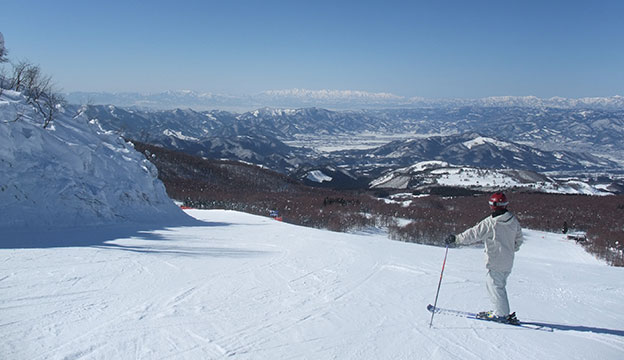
[427,304,553,332]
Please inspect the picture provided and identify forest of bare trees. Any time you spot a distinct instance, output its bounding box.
[134,141,624,267]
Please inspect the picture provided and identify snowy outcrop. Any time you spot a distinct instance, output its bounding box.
[305,170,333,183]
[0,91,186,229]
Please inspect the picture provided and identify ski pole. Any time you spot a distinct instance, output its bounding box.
[429,244,449,328]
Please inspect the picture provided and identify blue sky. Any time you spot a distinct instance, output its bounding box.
[1,0,623,98]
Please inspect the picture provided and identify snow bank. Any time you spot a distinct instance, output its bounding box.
[0,91,186,229]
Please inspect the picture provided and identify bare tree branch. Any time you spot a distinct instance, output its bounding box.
[0,32,7,63]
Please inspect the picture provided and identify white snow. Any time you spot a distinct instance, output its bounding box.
[369,172,411,189]
[463,136,519,151]
[0,91,186,229]
[162,129,200,141]
[306,170,333,183]
[409,160,450,172]
[1,209,623,359]
[435,168,520,188]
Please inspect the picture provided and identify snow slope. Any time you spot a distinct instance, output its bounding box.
[0,91,186,229]
[1,209,623,360]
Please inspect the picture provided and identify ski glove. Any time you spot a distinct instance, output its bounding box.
[444,234,455,245]
[445,234,456,245]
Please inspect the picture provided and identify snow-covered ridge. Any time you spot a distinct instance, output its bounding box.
[0,91,186,229]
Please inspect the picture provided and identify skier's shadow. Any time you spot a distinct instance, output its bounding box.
[523,321,624,336]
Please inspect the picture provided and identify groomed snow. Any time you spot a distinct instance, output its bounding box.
[1,209,623,359]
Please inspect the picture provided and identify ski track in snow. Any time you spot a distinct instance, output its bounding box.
[1,209,623,359]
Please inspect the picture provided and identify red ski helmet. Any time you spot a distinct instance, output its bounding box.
[489,192,508,210]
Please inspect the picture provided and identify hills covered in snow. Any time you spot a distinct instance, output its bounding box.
[75,104,624,161]
[327,133,617,175]
[368,160,614,195]
[78,104,624,170]
[72,102,623,194]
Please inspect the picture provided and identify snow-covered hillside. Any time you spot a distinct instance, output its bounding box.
[0,90,186,228]
[2,209,622,359]
[370,161,612,195]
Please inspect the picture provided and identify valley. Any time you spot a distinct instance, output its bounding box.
[75,103,624,194]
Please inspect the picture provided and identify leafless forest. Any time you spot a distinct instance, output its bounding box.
[134,141,624,266]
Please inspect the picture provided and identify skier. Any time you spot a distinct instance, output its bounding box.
[444,192,524,324]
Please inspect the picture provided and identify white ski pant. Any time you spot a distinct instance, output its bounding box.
[486,270,511,317]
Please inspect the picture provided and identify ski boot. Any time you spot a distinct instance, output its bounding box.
[505,312,520,325]
[477,311,519,324]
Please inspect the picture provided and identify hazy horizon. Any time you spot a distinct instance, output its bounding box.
[2,1,623,98]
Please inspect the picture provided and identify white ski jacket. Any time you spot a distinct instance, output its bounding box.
[456,211,524,272]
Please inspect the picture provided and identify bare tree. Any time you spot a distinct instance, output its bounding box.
[7,60,65,127]
[10,61,29,91]
[0,67,7,96]
[32,90,65,128]
[0,33,64,127]
[0,32,7,63]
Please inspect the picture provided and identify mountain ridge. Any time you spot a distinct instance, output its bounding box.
[66,90,624,111]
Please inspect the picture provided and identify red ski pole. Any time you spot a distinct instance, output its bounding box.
[429,244,449,328]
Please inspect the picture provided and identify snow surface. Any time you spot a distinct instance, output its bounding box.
[1,209,623,360]
[463,136,519,151]
[306,170,333,183]
[162,129,200,141]
[0,91,186,229]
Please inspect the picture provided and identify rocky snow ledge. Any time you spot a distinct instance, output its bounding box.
[0,90,187,229]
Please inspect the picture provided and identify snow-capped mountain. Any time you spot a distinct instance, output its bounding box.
[66,89,624,111]
[254,89,407,108]
[0,90,186,229]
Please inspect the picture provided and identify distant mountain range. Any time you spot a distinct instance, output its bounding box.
[77,103,624,161]
[66,89,624,111]
[75,103,624,195]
